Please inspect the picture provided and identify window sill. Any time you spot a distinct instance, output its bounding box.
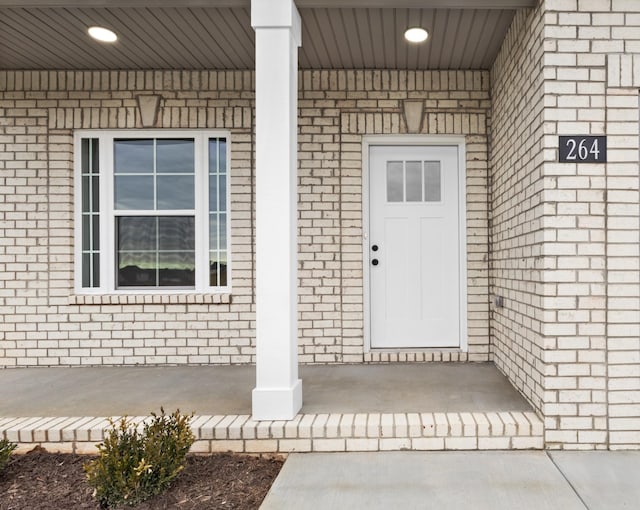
[69,293,232,306]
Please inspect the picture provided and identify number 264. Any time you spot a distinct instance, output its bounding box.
[565,138,600,160]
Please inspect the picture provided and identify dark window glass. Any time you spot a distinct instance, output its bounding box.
[81,138,100,288]
[116,216,195,288]
[157,175,194,209]
[114,139,153,174]
[114,175,154,210]
[157,139,194,174]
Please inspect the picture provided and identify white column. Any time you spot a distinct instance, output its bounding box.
[251,0,302,420]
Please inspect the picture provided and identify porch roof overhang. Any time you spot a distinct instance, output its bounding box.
[0,0,536,71]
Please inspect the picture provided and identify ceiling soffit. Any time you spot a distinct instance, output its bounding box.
[0,4,529,70]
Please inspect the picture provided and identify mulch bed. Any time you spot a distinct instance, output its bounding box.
[0,448,283,510]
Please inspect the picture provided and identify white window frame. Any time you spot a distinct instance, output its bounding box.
[73,129,231,295]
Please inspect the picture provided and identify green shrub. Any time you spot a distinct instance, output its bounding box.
[0,438,17,471]
[84,409,195,508]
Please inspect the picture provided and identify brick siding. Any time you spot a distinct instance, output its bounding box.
[492,0,640,448]
[490,6,547,421]
[0,69,491,367]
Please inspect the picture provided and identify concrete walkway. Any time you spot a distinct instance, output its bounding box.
[261,451,640,510]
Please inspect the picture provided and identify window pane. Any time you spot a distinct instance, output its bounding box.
[81,138,99,174]
[157,139,194,174]
[218,174,227,211]
[157,175,194,209]
[118,252,156,287]
[209,213,218,251]
[115,175,154,210]
[406,161,422,202]
[114,139,153,174]
[92,253,100,287]
[219,140,227,174]
[209,252,217,287]
[424,161,442,202]
[82,253,91,287]
[82,176,100,213]
[90,139,100,174]
[209,139,219,174]
[92,214,100,250]
[82,215,91,251]
[219,252,227,286]
[117,216,195,288]
[92,176,100,212]
[219,213,227,251]
[158,217,194,251]
[386,161,403,202]
[81,139,90,174]
[158,252,195,286]
[210,251,227,287]
[82,176,90,212]
[209,138,227,174]
[209,174,218,211]
[209,213,227,252]
[117,216,156,251]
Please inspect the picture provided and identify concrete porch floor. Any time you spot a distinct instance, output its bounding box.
[0,362,532,417]
[0,363,544,453]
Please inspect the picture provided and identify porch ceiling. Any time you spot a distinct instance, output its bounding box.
[0,0,535,71]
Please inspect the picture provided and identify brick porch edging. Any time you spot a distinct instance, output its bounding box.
[1,411,543,454]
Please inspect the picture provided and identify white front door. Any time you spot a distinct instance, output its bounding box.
[369,144,462,349]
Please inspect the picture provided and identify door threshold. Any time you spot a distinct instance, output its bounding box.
[364,350,473,363]
[369,348,463,352]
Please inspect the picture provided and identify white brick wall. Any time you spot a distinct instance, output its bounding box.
[542,0,640,450]
[0,71,257,367]
[493,1,640,448]
[0,69,492,368]
[490,6,547,417]
[298,70,492,363]
[541,2,610,449]
[604,85,640,449]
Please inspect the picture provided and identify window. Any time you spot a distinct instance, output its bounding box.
[386,160,442,203]
[75,131,230,293]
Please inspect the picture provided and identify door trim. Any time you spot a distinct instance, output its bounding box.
[362,135,468,352]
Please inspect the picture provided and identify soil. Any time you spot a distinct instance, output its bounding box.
[0,448,283,510]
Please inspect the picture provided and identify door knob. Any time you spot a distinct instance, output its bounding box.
[371,245,379,252]
[372,259,379,266]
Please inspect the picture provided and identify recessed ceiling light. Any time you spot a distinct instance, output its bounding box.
[88,26,118,43]
[404,27,428,43]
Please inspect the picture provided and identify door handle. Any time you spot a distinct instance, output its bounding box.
[371,259,379,266]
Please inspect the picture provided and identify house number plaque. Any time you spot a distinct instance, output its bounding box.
[559,135,607,163]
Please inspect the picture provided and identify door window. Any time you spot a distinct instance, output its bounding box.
[385,160,443,203]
